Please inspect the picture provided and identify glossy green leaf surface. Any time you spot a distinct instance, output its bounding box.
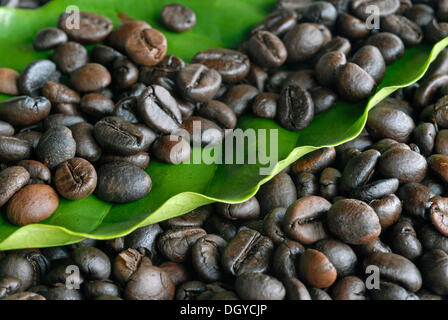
[0,0,447,250]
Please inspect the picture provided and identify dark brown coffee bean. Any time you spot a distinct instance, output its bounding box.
[350,178,399,202]
[70,63,111,92]
[303,1,337,26]
[271,240,304,279]
[55,158,97,200]
[33,27,68,51]
[0,68,19,95]
[177,64,222,102]
[80,93,115,119]
[0,136,31,163]
[222,84,258,116]
[262,208,288,244]
[381,14,423,47]
[352,45,386,83]
[251,9,298,36]
[215,197,260,221]
[125,28,167,66]
[378,148,427,183]
[114,96,139,124]
[6,184,59,226]
[404,4,435,27]
[315,51,346,88]
[157,227,206,263]
[282,70,317,91]
[309,86,337,114]
[91,44,123,68]
[248,30,287,68]
[428,196,448,237]
[37,126,76,169]
[366,32,405,65]
[330,276,366,300]
[283,277,311,300]
[191,234,227,282]
[14,130,41,149]
[283,196,331,245]
[327,199,381,244]
[112,56,139,90]
[337,13,370,39]
[96,162,152,203]
[42,81,80,105]
[251,92,278,119]
[294,172,318,197]
[298,249,337,288]
[134,124,157,151]
[0,95,51,127]
[364,252,422,292]
[17,160,50,184]
[341,149,381,192]
[71,122,102,162]
[235,272,285,300]
[161,206,211,229]
[293,147,336,174]
[108,20,151,52]
[247,64,268,92]
[420,249,448,295]
[320,167,341,200]
[313,238,357,277]
[193,49,250,83]
[308,287,332,300]
[337,62,377,102]
[398,182,435,219]
[151,134,191,164]
[412,122,436,156]
[182,116,224,147]
[257,172,297,216]
[424,19,448,44]
[277,85,314,131]
[436,130,448,155]
[159,262,189,287]
[390,218,422,260]
[355,237,392,256]
[161,3,196,32]
[284,23,324,63]
[57,11,112,44]
[414,75,448,110]
[222,227,274,276]
[199,100,237,129]
[0,166,30,207]
[125,264,174,300]
[351,0,400,19]
[18,60,59,96]
[100,152,150,169]
[53,41,88,73]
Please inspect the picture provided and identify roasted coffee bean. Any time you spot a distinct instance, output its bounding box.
[251,92,278,119]
[199,100,237,129]
[263,208,288,244]
[398,182,435,219]
[341,149,380,192]
[204,214,237,242]
[283,196,331,245]
[58,11,113,44]
[389,218,422,260]
[157,227,206,263]
[33,27,67,51]
[350,178,399,202]
[428,154,448,183]
[422,174,445,195]
[96,162,151,203]
[315,51,346,88]
[151,134,191,164]
[419,223,448,254]
[364,252,422,292]
[370,194,403,228]
[80,93,114,119]
[308,287,333,300]
[435,129,448,155]
[248,31,287,68]
[107,20,151,52]
[161,206,211,229]
[3,292,46,300]
[303,1,337,26]
[55,158,97,200]
[293,147,336,174]
[91,44,123,68]
[114,96,139,123]
[37,126,76,169]
[71,247,110,280]
[370,281,419,300]
[0,136,31,163]
[159,262,189,287]
[222,84,258,116]
[182,116,224,147]
[428,196,448,237]
[6,184,59,226]
[413,122,436,156]
[70,63,111,92]
[309,87,337,114]
[381,15,423,47]
[112,56,139,90]
[94,117,146,156]
[71,122,102,162]
[0,67,19,95]
[83,280,120,300]
[235,272,285,300]
[405,4,435,26]
[327,199,381,244]
[420,249,448,295]
[53,41,88,73]
[191,234,227,282]
[330,276,366,300]
[282,70,317,90]
[0,277,22,299]
[378,148,427,183]
[215,197,260,221]
[17,160,50,184]
[125,28,167,66]
[112,249,144,284]
[352,45,386,84]
[257,172,297,216]
[295,172,319,197]
[0,166,30,207]
[100,152,150,169]
[125,264,175,300]
[18,60,59,96]
[337,13,370,39]
[414,75,448,110]
[42,81,80,105]
[193,49,250,83]
[177,64,222,102]
[351,0,400,20]
[313,238,357,277]
[124,224,162,261]
[424,18,448,44]
[366,32,405,65]
[251,9,297,36]
[283,277,311,300]
[161,3,196,32]
[298,249,337,288]
[320,167,341,200]
[272,240,304,279]
[175,280,207,300]
[283,23,324,63]
[14,130,41,149]
[277,85,314,131]
[222,227,274,276]
[337,62,377,102]
[0,95,51,127]
[0,254,37,290]
[337,134,373,152]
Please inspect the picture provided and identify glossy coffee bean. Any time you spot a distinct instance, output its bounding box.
[53,41,88,73]
[282,69,317,90]
[199,100,237,129]
[0,95,51,127]
[161,3,196,32]
[283,277,311,300]
[235,272,285,300]
[277,85,314,131]
[364,252,422,292]
[298,249,337,288]
[419,223,448,253]
[112,249,144,284]
[70,63,111,93]
[413,122,436,156]
[248,31,287,68]
[303,1,337,26]
[215,197,260,221]
[389,218,422,260]
[125,28,167,67]
[157,227,206,263]
[327,199,381,245]
[398,182,435,219]
[283,23,324,63]
[424,19,448,44]
[330,276,366,300]
[100,152,150,169]
[33,27,67,51]
[313,238,357,277]
[91,44,123,69]
[177,64,222,102]
[0,277,22,299]
[14,130,41,149]
[6,184,59,226]
[55,158,97,200]
[161,206,211,229]
[293,147,336,174]
[0,166,30,207]
[370,281,419,300]
[257,172,297,216]
[193,49,250,83]
[378,148,427,183]
[112,56,139,90]
[191,234,227,282]
[222,227,274,276]
[366,32,405,65]
[372,194,403,229]
[310,86,337,114]
[114,96,139,123]
[435,130,448,155]
[341,149,380,191]
[151,135,191,164]
[83,280,120,300]
[414,75,448,110]
[58,11,113,44]
[251,9,297,37]
[96,162,151,203]
[420,249,448,295]
[42,82,80,106]
[381,15,423,47]
[308,287,332,300]
[37,126,76,169]
[351,0,400,20]
[337,13,370,39]
[263,208,288,244]
[336,62,377,102]
[80,93,114,119]
[428,196,448,237]
[17,160,50,184]
[123,224,162,262]
[0,68,19,95]
[18,60,59,96]
[182,116,224,147]
[252,92,278,119]
[320,167,341,200]
[350,178,399,202]
[283,196,331,245]
[0,254,36,290]
[94,117,146,156]
[271,240,304,279]
[72,247,110,280]
[71,122,102,162]
[405,4,434,26]
[352,45,386,84]
[0,136,31,163]
[159,262,189,287]
[315,51,346,88]
[107,20,151,52]
[222,84,258,116]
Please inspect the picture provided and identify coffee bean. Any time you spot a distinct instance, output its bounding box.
[0,254,36,290]
[96,162,152,203]
[277,85,314,131]
[251,9,297,36]
[125,28,167,66]
[420,249,448,295]
[312,238,357,277]
[330,276,366,300]
[378,148,427,183]
[18,60,59,96]
[114,96,139,123]
[424,18,448,44]
[351,0,400,20]
[55,158,97,200]
[0,68,19,95]
[72,247,111,280]
[91,44,123,68]
[428,196,448,237]
[53,41,88,73]
[37,126,76,169]
[111,56,139,90]
[235,272,285,300]
[370,281,419,300]
[222,84,258,116]
[0,166,30,207]
[0,136,31,163]
[177,64,222,102]
[381,15,423,47]
[100,152,150,169]
[6,184,59,226]
[161,3,196,32]
[191,234,226,282]
[58,11,113,44]
[107,20,151,52]
[435,129,448,155]
[337,13,370,39]
[310,86,337,114]
[256,172,297,216]
[80,93,114,119]
[71,122,102,162]
[284,23,324,63]
[42,81,80,105]
[341,149,381,192]
[151,134,191,164]
[83,280,121,300]
[293,147,336,174]
[337,62,377,102]
[366,32,405,65]
[14,130,41,149]
[198,100,237,129]
[159,262,189,287]
[404,4,435,27]
[327,199,381,244]
[389,218,422,260]
[283,277,311,300]
[70,63,111,92]
[298,249,337,288]
[157,227,206,263]
[352,45,386,84]
[398,182,435,219]
[33,27,68,51]
[248,30,287,68]
[303,1,337,26]
[0,95,51,127]
[17,160,50,184]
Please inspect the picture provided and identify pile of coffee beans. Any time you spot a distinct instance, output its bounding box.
[0,0,50,9]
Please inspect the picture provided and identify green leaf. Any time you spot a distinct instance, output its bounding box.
[0,0,447,250]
